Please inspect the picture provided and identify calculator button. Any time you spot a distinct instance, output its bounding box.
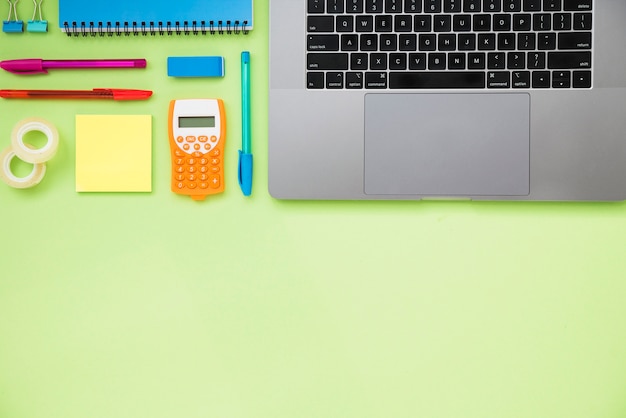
[186,136,196,142]
[204,144,211,151]
[176,166,185,173]
[176,182,185,189]
[188,158,195,165]
[188,174,197,181]
[176,174,185,181]
[209,175,220,188]
[210,149,220,157]
[177,136,184,143]
[183,144,190,151]
[200,158,208,165]
[199,135,208,142]
[194,144,201,150]
[210,158,220,165]
[210,166,220,173]
[188,182,197,189]
[175,149,185,157]
[188,166,197,173]
[210,135,218,142]
[200,183,209,189]
[175,158,185,165]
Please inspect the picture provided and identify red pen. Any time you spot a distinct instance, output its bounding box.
[0,88,152,101]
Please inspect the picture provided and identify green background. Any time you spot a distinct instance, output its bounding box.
[2,2,626,418]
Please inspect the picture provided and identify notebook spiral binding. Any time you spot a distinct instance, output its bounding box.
[62,20,249,37]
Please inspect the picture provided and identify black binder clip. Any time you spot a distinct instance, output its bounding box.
[3,0,24,33]
[27,0,47,32]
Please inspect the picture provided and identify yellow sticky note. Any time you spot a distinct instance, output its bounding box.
[76,115,152,192]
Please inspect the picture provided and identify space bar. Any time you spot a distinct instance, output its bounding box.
[389,72,486,89]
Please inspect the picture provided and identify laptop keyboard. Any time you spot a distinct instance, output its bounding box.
[306,0,593,89]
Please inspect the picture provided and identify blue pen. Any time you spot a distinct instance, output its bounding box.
[238,51,253,196]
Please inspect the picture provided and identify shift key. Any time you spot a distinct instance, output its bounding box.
[307,53,348,70]
[548,52,592,69]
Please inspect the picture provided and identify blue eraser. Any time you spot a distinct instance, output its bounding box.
[167,56,224,77]
[3,20,23,33]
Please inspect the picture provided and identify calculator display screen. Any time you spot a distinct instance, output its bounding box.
[179,116,215,128]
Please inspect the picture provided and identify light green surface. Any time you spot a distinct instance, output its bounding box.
[2,3,626,418]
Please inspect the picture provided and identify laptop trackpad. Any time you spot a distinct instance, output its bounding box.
[364,93,530,196]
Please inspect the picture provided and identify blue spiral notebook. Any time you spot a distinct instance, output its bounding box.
[59,0,253,36]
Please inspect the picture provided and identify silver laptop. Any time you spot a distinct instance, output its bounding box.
[269,0,626,201]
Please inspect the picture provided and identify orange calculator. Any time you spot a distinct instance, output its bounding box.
[168,99,226,200]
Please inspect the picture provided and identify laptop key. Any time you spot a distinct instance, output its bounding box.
[552,71,571,88]
[409,53,427,69]
[464,0,481,12]
[326,72,344,88]
[341,34,359,51]
[389,71,486,88]
[548,51,591,69]
[365,72,388,88]
[553,13,572,30]
[543,0,562,11]
[307,72,325,89]
[504,0,522,12]
[307,53,349,70]
[386,0,402,13]
[528,52,546,69]
[563,0,592,11]
[308,0,325,13]
[468,52,486,69]
[346,72,364,88]
[308,35,340,51]
[532,71,550,88]
[356,15,374,32]
[326,0,344,13]
[390,53,408,69]
[424,0,443,13]
[487,71,510,88]
[572,70,591,88]
[336,16,354,32]
[512,71,531,88]
[573,13,592,30]
[444,0,462,12]
[405,0,422,12]
[484,0,501,12]
[370,53,388,69]
[347,0,364,13]
[538,32,557,50]
[365,0,384,13]
[351,53,369,69]
[558,32,591,49]
[308,16,334,32]
[523,0,541,11]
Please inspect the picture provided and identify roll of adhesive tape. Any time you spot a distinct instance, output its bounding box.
[0,146,47,189]
[10,117,59,164]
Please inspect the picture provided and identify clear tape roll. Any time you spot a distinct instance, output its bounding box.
[11,117,59,164]
[0,146,47,189]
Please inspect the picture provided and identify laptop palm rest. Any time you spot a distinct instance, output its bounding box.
[364,93,530,197]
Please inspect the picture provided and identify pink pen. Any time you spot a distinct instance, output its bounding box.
[0,58,147,75]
